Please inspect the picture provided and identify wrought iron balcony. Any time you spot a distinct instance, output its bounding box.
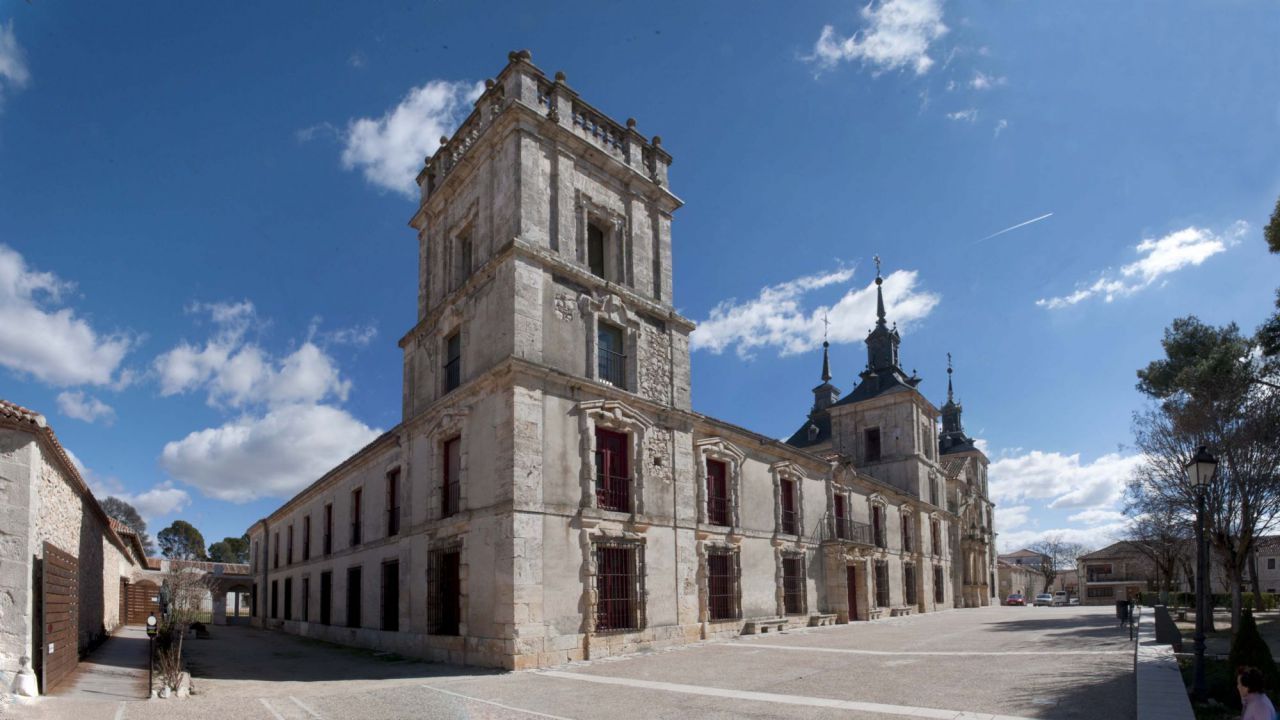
[598,349,627,388]
[596,473,632,513]
[823,517,873,546]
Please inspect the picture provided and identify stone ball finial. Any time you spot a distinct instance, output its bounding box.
[508,50,520,62]
[554,71,566,83]
[484,78,495,89]
[626,117,637,129]
[518,49,532,61]
[439,136,449,146]
[652,135,662,146]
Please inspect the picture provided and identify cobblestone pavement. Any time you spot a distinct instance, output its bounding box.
[11,605,1134,720]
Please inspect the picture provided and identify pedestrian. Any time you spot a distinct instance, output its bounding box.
[1237,666,1276,720]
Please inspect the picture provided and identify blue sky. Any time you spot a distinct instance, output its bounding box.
[1,1,1277,552]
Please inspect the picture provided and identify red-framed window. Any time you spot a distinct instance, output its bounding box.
[595,428,630,512]
[931,520,941,556]
[782,555,805,615]
[706,459,730,526]
[874,560,890,608]
[834,494,849,540]
[595,543,643,632]
[780,479,799,535]
[707,551,738,621]
[443,437,461,518]
[904,563,918,606]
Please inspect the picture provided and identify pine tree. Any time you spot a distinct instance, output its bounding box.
[1229,609,1280,699]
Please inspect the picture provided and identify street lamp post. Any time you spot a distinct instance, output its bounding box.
[1186,445,1218,705]
[145,613,158,698]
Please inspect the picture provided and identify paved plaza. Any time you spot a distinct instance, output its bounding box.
[12,605,1134,720]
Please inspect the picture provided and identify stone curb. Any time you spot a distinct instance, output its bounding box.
[1135,610,1194,720]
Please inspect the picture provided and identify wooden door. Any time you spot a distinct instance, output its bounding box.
[846,565,859,621]
[126,580,160,625]
[40,542,79,694]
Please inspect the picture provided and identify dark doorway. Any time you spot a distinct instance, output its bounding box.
[346,566,362,628]
[847,565,859,621]
[319,571,332,626]
[381,560,400,631]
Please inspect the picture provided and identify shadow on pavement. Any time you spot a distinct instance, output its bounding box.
[1000,662,1135,720]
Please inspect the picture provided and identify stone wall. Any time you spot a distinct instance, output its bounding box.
[0,428,37,681]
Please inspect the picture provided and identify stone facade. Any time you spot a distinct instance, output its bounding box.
[247,51,997,670]
[0,400,145,693]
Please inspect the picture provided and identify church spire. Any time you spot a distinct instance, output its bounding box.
[940,352,974,454]
[946,351,954,404]
[864,255,903,374]
[874,255,887,328]
[820,311,832,383]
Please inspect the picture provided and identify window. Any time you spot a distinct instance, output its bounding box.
[931,520,941,556]
[319,571,332,626]
[287,525,294,565]
[1087,586,1114,599]
[782,555,806,615]
[597,322,626,387]
[430,550,461,636]
[933,565,945,603]
[386,469,401,537]
[707,551,738,621]
[442,437,461,518]
[454,233,472,291]
[779,478,799,535]
[271,579,279,619]
[351,488,363,547]
[901,515,913,553]
[1086,563,1113,582]
[834,494,849,539]
[587,222,607,278]
[904,563,917,606]
[252,583,258,617]
[865,428,882,463]
[251,541,257,573]
[301,577,310,623]
[302,516,311,561]
[381,560,400,632]
[283,578,293,621]
[595,428,630,512]
[323,504,333,556]
[444,331,461,393]
[346,566,363,628]
[706,459,730,526]
[872,505,886,548]
[595,543,643,632]
[1269,558,1276,571]
[273,532,279,569]
[874,560,890,608]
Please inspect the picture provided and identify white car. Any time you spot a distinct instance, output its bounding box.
[1033,593,1054,606]
[1053,591,1069,606]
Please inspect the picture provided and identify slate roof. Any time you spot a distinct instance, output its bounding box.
[784,411,831,448]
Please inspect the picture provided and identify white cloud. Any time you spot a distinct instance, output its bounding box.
[0,20,30,110]
[160,404,381,502]
[295,122,339,144]
[341,79,484,198]
[691,266,940,359]
[993,118,1008,138]
[946,108,977,122]
[810,0,948,75]
[969,71,1005,90]
[0,244,133,387]
[1067,508,1126,526]
[989,449,1142,512]
[309,318,378,347]
[1037,221,1247,309]
[998,522,1129,555]
[56,391,116,425]
[348,51,367,69]
[153,301,351,409]
[997,505,1031,531]
[76,455,190,523]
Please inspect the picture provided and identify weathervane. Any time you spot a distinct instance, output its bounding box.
[821,310,830,343]
[873,254,881,277]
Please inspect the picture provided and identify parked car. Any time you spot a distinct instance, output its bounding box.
[1034,593,1054,606]
[1053,591,1069,606]
[1069,597,1080,606]
[1006,593,1025,606]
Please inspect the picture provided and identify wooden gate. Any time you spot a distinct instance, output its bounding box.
[125,580,160,625]
[40,542,78,694]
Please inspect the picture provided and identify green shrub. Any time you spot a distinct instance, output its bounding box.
[1229,609,1280,703]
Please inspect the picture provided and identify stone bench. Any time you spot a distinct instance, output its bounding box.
[808,614,837,627]
[743,618,788,634]
[868,609,885,620]
[890,607,915,617]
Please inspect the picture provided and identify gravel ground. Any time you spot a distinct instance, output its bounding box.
[12,605,1134,720]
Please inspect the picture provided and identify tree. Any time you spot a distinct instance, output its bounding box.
[1028,535,1090,591]
[1122,486,1192,600]
[1133,316,1280,630]
[208,535,250,564]
[101,496,154,553]
[1265,195,1280,254]
[157,520,208,561]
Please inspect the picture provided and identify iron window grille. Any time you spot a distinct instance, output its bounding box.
[707,551,739,621]
[444,331,461,393]
[904,563,917,606]
[874,560,890,608]
[901,517,912,553]
[595,542,644,632]
[302,516,311,561]
[350,488,363,546]
[597,323,626,388]
[782,555,806,615]
[386,469,401,536]
[595,428,631,513]
[443,437,461,518]
[287,525,294,565]
[271,579,278,619]
[872,506,886,548]
[933,565,945,604]
[779,479,799,536]
[346,566,362,628]
[430,550,462,635]
[273,533,279,569]
[706,459,730,526]
[931,520,940,556]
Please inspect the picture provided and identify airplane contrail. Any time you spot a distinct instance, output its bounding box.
[976,212,1054,242]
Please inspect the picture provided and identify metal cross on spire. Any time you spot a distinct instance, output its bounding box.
[820,310,832,382]
[821,310,830,342]
[873,254,882,277]
[946,352,955,402]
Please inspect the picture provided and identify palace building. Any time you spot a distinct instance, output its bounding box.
[246,50,998,670]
